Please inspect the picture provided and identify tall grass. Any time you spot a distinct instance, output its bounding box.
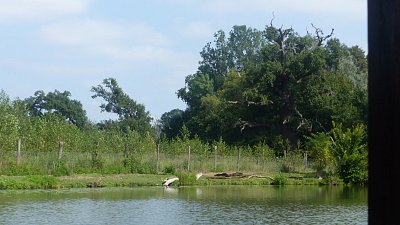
[0,148,314,176]
[0,108,316,176]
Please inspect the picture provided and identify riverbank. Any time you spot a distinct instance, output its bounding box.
[0,172,339,190]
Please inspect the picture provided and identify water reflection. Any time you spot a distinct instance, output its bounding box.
[0,186,367,225]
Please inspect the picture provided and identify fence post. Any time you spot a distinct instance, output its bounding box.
[16,138,21,165]
[303,151,308,167]
[214,145,217,171]
[262,148,265,171]
[187,146,191,172]
[58,142,64,160]
[124,143,129,158]
[156,144,160,173]
[236,148,240,171]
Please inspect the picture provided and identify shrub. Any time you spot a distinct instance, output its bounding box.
[271,174,287,185]
[23,175,58,189]
[330,123,368,185]
[176,172,197,186]
[163,163,176,174]
[123,157,156,174]
[53,160,70,176]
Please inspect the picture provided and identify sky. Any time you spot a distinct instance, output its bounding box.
[0,0,367,123]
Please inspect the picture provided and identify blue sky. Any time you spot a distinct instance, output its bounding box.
[0,0,367,122]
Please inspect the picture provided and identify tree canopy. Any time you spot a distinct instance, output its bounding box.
[168,23,367,147]
[24,90,88,129]
[90,78,152,134]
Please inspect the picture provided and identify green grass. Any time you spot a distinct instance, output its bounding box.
[0,151,334,190]
[0,172,337,190]
[0,151,315,176]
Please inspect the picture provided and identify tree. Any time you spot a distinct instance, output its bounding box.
[24,90,88,129]
[175,22,367,148]
[90,78,152,134]
[0,90,19,152]
[159,109,185,140]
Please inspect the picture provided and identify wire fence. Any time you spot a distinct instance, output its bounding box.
[0,142,314,176]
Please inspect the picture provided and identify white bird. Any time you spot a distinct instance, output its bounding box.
[162,177,179,186]
[196,172,203,180]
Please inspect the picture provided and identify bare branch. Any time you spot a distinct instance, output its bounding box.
[234,118,269,133]
[226,99,273,107]
[311,23,334,46]
[270,12,276,26]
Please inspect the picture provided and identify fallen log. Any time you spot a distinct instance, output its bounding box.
[87,178,103,188]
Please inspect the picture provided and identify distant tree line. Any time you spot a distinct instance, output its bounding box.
[0,22,368,184]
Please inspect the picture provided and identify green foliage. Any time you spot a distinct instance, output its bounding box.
[91,77,152,134]
[0,175,58,190]
[306,132,334,174]
[123,157,156,174]
[169,22,367,148]
[24,175,58,189]
[279,151,304,173]
[24,90,88,129]
[91,148,104,170]
[176,172,197,186]
[319,175,342,186]
[0,91,20,153]
[53,160,70,176]
[329,123,368,185]
[0,23,368,184]
[159,109,185,140]
[271,174,288,185]
[163,163,176,174]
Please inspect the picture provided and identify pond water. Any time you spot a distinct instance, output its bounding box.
[0,185,367,225]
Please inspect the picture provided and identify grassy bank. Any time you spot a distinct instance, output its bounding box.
[0,172,341,190]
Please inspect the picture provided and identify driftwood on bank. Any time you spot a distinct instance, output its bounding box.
[208,172,274,180]
[87,178,103,188]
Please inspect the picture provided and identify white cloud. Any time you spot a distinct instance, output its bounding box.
[0,0,90,23]
[40,19,168,47]
[38,18,199,71]
[39,19,170,58]
[182,21,215,39]
[202,0,366,20]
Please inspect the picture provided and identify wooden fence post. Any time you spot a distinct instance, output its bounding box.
[58,142,64,160]
[214,145,217,171]
[187,146,191,172]
[236,148,240,171]
[156,144,160,173]
[16,138,21,165]
[303,151,308,167]
[262,148,265,171]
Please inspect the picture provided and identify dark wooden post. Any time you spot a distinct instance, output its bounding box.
[303,151,308,167]
[156,144,160,173]
[214,145,217,171]
[368,0,400,224]
[262,148,265,171]
[16,138,21,165]
[236,148,240,171]
[58,142,64,160]
[187,146,191,172]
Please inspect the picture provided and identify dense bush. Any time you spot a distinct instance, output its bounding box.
[306,122,368,185]
[330,123,368,185]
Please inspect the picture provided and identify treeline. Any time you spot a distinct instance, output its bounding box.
[0,22,367,184]
[160,23,367,147]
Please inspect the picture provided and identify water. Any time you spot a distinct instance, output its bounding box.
[0,186,367,225]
